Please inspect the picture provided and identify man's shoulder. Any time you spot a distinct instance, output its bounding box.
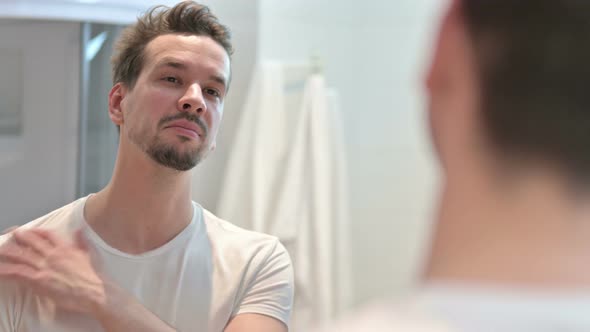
[0,197,85,246]
[199,205,282,248]
[197,204,291,268]
[196,205,294,326]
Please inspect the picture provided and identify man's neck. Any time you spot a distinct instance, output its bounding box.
[84,147,194,255]
[425,165,590,289]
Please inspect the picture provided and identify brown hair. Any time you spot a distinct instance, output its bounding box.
[462,0,590,180]
[111,1,233,88]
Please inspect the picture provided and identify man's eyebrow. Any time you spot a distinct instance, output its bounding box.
[154,58,187,70]
[154,57,229,89]
[210,74,228,89]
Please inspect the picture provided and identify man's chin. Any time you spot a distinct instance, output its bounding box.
[163,162,196,172]
[157,156,199,172]
[147,146,202,172]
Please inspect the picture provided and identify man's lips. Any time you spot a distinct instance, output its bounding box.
[164,120,204,138]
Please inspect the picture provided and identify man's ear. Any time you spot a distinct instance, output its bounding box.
[108,83,127,126]
[426,0,462,93]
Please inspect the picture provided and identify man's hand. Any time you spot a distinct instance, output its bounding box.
[0,229,106,314]
[0,228,178,331]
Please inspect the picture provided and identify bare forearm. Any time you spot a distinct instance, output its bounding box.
[93,282,178,332]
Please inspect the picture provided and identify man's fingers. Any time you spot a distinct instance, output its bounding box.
[29,229,62,247]
[0,262,37,280]
[0,245,42,270]
[13,230,53,256]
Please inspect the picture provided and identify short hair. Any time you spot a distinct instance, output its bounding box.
[462,0,590,180]
[111,1,233,88]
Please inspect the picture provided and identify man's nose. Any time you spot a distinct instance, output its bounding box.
[178,83,207,114]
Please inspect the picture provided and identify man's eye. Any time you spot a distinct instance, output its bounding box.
[205,88,220,97]
[164,77,178,83]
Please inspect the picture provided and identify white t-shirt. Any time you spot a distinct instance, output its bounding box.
[316,283,590,332]
[0,196,294,332]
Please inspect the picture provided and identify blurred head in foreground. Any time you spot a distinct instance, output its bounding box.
[425,0,590,287]
[318,1,590,330]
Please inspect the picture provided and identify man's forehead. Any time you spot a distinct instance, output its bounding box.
[144,35,230,72]
[147,34,228,58]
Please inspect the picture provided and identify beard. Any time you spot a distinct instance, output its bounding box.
[130,113,209,171]
[145,138,204,171]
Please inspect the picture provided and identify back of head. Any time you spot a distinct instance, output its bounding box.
[111,1,233,89]
[462,0,590,183]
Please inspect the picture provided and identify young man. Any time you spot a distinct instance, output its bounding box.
[0,2,293,331]
[320,0,590,330]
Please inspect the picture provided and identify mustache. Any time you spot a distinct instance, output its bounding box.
[159,113,208,137]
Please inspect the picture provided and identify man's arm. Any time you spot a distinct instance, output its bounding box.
[224,313,287,332]
[0,229,178,332]
[224,239,294,332]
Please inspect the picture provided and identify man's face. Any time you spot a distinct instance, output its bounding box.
[115,34,230,171]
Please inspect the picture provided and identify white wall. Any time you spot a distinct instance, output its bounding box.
[257,0,445,306]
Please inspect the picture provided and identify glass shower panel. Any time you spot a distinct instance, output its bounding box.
[79,23,124,196]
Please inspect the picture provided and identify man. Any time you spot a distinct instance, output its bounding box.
[0,2,293,331]
[319,0,590,331]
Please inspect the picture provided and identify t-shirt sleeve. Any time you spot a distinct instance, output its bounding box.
[235,238,294,326]
[0,235,19,332]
